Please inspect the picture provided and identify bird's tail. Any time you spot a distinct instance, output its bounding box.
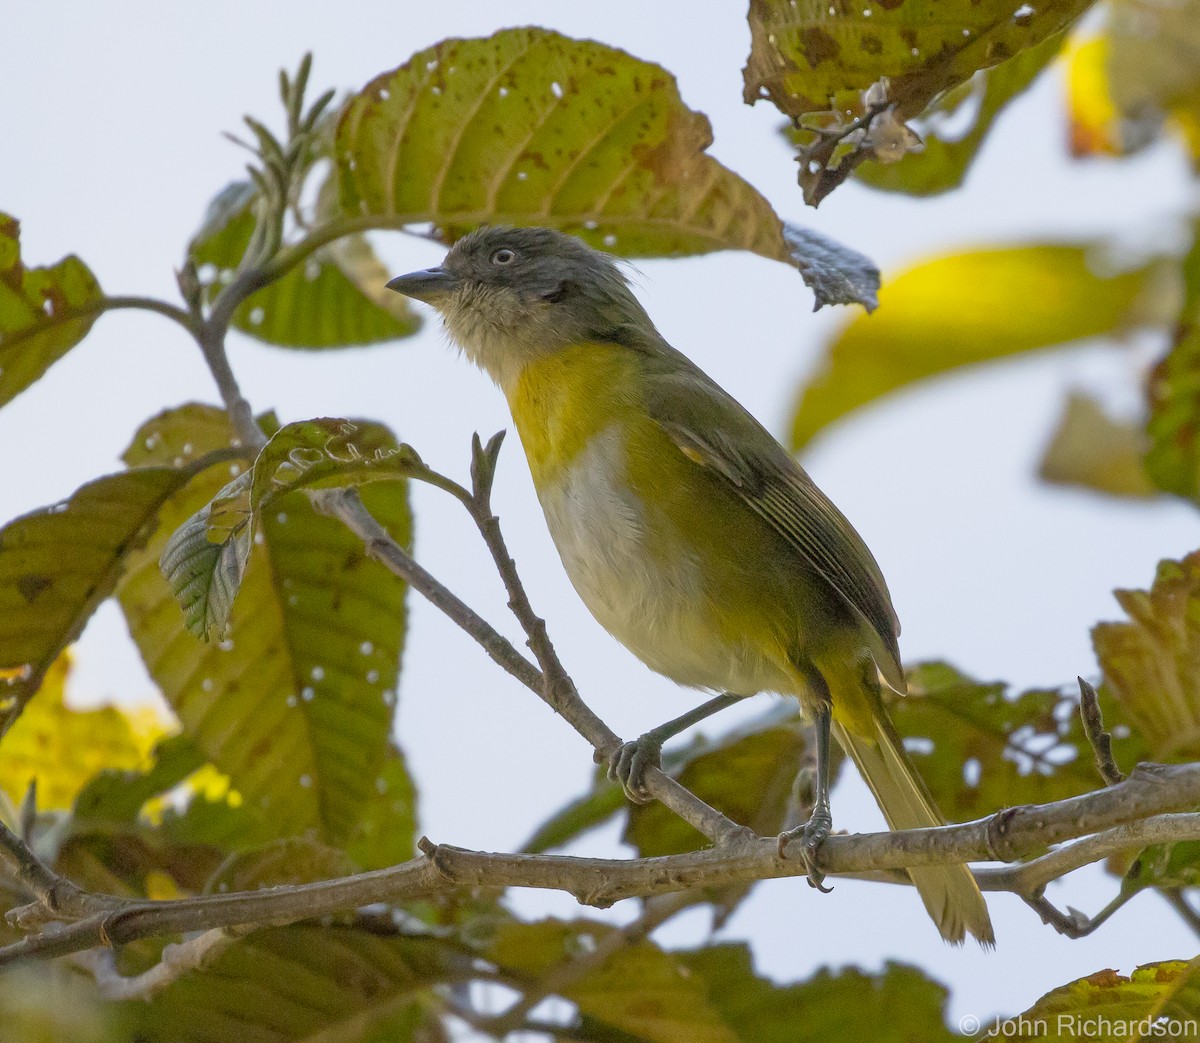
[832,715,994,946]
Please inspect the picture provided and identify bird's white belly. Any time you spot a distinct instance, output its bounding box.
[535,427,788,695]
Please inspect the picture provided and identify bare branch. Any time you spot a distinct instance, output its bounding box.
[6,763,1200,966]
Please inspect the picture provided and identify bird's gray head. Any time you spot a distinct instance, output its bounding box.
[386,226,660,389]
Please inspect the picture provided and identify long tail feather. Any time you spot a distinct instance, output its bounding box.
[832,717,994,946]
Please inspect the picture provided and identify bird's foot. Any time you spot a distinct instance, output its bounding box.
[777,806,833,893]
[608,736,663,804]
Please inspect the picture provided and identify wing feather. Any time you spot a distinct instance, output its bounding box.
[644,363,902,680]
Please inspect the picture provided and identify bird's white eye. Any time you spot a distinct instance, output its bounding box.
[491,248,516,265]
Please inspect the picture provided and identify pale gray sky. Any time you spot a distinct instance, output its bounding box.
[4,0,1200,1032]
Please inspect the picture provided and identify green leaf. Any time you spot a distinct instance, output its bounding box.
[335,30,832,285]
[345,745,419,870]
[525,704,814,858]
[160,417,421,641]
[1038,392,1160,499]
[488,920,742,1043]
[0,963,133,1043]
[853,31,1067,197]
[1094,553,1200,763]
[328,29,879,308]
[739,0,1089,202]
[680,943,955,1043]
[250,417,426,508]
[523,779,627,856]
[0,463,225,736]
[335,28,785,258]
[0,653,168,813]
[744,0,1092,203]
[744,0,1090,120]
[891,663,1147,823]
[790,244,1159,450]
[1147,224,1200,500]
[128,926,469,1043]
[0,212,103,408]
[995,959,1200,1041]
[72,734,206,827]
[625,705,814,859]
[190,181,421,349]
[119,405,411,842]
[524,705,817,922]
[158,470,254,640]
[204,836,356,893]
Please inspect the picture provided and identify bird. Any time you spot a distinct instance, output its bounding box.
[386,225,993,945]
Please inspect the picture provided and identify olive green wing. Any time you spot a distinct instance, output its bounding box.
[644,359,903,684]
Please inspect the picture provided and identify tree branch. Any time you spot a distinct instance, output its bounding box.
[6,762,1200,966]
[321,484,749,848]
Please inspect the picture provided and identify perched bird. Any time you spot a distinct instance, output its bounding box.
[387,226,993,945]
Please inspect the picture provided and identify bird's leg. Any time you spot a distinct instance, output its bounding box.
[609,693,743,804]
[777,699,833,892]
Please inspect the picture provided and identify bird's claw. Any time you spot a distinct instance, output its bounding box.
[608,737,662,804]
[777,807,833,893]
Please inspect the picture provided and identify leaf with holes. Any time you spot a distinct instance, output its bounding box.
[0,461,228,736]
[1094,553,1200,764]
[0,212,103,408]
[790,244,1161,450]
[334,28,876,310]
[888,662,1147,822]
[250,417,427,510]
[160,417,422,641]
[119,404,412,843]
[853,31,1067,197]
[1147,223,1200,501]
[1038,392,1159,500]
[744,0,1093,203]
[189,181,420,349]
[127,926,469,1043]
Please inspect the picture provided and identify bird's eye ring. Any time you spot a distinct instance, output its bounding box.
[491,248,516,265]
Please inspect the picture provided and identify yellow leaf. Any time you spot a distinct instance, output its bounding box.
[0,653,172,811]
[790,244,1158,449]
[1038,392,1159,499]
[1094,554,1200,762]
[1064,35,1123,157]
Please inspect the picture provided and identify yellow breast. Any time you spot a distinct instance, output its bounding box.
[505,343,800,696]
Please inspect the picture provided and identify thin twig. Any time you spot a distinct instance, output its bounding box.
[326,486,748,848]
[1078,677,1125,785]
[1162,888,1200,942]
[70,929,236,1000]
